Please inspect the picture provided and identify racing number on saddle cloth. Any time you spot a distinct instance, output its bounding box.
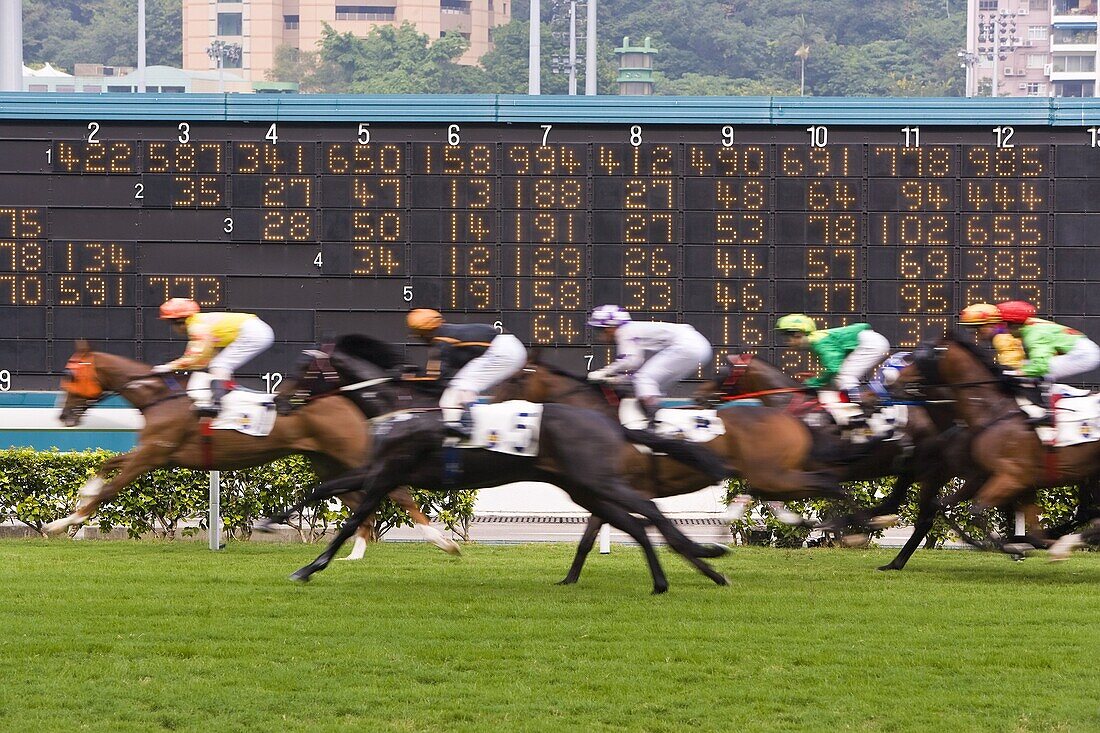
[0,117,1093,388]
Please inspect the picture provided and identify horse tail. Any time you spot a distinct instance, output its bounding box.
[621,427,735,482]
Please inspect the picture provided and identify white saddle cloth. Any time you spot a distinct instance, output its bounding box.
[187,372,277,437]
[463,400,543,457]
[815,390,907,443]
[1017,384,1100,447]
[618,398,725,443]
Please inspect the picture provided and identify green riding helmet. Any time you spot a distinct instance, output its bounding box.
[775,314,817,334]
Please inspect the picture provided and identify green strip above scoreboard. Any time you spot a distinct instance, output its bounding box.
[1,93,1099,126]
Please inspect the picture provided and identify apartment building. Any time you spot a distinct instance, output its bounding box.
[967,0,1098,97]
[182,0,510,84]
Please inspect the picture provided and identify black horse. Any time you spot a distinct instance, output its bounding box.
[263,342,730,594]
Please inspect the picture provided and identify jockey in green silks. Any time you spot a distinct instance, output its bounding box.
[775,314,891,405]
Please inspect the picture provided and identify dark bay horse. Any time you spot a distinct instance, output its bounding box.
[896,336,1100,539]
[263,368,731,594]
[47,342,458,556]
[493,361,895,584]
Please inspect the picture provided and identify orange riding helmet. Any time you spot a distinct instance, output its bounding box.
[959,303,1003,326]
[159,298,200,320]
[996,300,1038,325]
[407,308,444,335]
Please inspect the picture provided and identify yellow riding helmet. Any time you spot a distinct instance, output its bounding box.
[775,314,817,334]
[407,308,444,334]
[959,303,1003,326]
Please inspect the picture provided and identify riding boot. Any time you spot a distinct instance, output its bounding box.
[443,404,473,440]
[640,397,661,432]
[198,379,229,418]
[1021,380,1054,427]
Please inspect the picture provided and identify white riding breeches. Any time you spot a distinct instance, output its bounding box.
[1048,337,1100,382]
[633,330,712,400]
[834,330,891,391]
[440,334,527,422]
[207,318,275,380]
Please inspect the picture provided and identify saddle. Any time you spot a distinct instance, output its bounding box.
[1016,384,1100,447]
[448,400,543,457]
[618,398,725,443]
[187,372,277,437]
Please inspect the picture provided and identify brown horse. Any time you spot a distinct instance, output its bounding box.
[495,360,889,584]
[694,353,989,570]
[896,336,1100,535]
[46,342,460,557]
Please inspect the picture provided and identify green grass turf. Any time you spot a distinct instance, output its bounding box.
[0,541,1096,733]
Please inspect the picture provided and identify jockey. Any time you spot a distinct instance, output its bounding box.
[997,300,1100,422]
[958,303,1025,369]
[775,314,891,406]
[152,298,275,417]
[585,305,713,426]
[406,308,527,438]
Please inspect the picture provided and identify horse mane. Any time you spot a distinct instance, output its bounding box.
[533,360,608,397]
[942,332,1018,395]
[333,334,403,371]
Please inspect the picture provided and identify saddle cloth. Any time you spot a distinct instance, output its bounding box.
[815,390,907,443]
[618,398,725,443]
[187,372,277,437]
[462,400,543,457]
[1017,384,1100,447]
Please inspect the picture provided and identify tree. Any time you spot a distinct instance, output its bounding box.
[23,0,181,69]
[269,23,484,95]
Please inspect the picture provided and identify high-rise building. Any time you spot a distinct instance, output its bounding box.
[966,0,1098,97]
[183,0,511,86]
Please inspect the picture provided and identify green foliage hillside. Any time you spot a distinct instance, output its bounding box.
[22,0,963,96]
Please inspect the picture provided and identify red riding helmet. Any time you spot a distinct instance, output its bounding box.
[996,300,1037,325]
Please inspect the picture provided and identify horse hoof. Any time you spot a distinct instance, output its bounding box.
[289,567,313,583]
[556,577,578,586]
[877,563,901,572]
[43,517,75,537]
[1048,534,1083,562]
[696,543,729,559]
[713,574,729,586]
[1003,542,1035,558]
[254,518,280,534]
[869,514,900,530]
[652,583,669,595]
[841,533,869,548]
[440,538,462,556]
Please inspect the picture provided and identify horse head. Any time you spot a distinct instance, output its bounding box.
[892,335,1013,403]
[275,347,340,415]
[59,341,101,426]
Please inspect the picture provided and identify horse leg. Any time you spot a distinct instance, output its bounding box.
[565,489,673,595]
[259,471,371,529]
[390,487,461,556]
[559,515,604,585]
[44,449,160,536]
[290,468,391,582]
[879,479,942,571]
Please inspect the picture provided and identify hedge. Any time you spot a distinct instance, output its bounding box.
[723,477,1083,548]
[0,448,1085,549]
[0,448,476,542]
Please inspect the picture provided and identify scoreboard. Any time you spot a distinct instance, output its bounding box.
[2,95,1100,391]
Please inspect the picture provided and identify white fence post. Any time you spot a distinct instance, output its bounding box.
[209,470,222,550]
[599,522,611,554]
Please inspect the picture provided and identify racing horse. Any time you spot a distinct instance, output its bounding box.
[493,359,892,584]
[694,352,978,571]
[261,353,731,594]
[46,341,459,557]
[894,335,1100,546]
